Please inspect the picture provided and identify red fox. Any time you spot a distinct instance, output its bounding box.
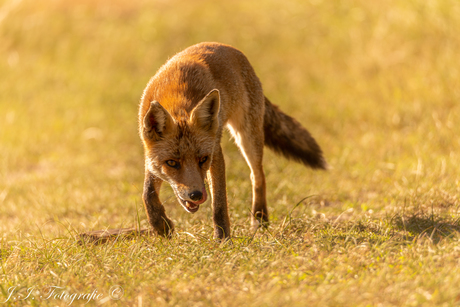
[139,42,326,240]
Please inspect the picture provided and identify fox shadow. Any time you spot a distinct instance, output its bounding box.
[393,212,460,243]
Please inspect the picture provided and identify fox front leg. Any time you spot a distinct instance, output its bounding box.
[142,171,174,237]
[207,145,231,240]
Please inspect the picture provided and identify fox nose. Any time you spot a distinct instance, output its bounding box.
[189,190,203,202]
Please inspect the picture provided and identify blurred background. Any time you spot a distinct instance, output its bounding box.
[0,0,459,238]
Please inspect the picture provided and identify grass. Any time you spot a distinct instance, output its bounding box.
[1,0,460,305]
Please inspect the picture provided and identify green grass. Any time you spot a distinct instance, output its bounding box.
[1,0,460,306]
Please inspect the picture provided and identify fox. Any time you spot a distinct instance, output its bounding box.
[139,42,327,240]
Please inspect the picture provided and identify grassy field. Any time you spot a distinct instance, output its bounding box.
[1,0,460,306]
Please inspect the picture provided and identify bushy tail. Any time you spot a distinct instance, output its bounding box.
[263,97,327,169]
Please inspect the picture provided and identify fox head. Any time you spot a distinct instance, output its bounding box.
[140,89,220,213]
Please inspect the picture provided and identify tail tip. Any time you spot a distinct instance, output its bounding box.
[320,159,330,170]
[312,156,329,170]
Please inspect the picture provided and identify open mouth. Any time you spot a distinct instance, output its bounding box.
[179,188,207,214]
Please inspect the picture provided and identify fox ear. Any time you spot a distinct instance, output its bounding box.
[143,101,174,140]
[190,89,220,133]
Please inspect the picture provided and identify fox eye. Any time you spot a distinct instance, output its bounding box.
[199,156,208,165]
[166,160,180,168]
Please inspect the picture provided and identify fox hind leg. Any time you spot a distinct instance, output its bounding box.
[228,115,268,228]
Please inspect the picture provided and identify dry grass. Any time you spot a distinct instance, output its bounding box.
[1,0,460,306]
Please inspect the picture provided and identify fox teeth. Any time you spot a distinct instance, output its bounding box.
[186,202,198,209]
